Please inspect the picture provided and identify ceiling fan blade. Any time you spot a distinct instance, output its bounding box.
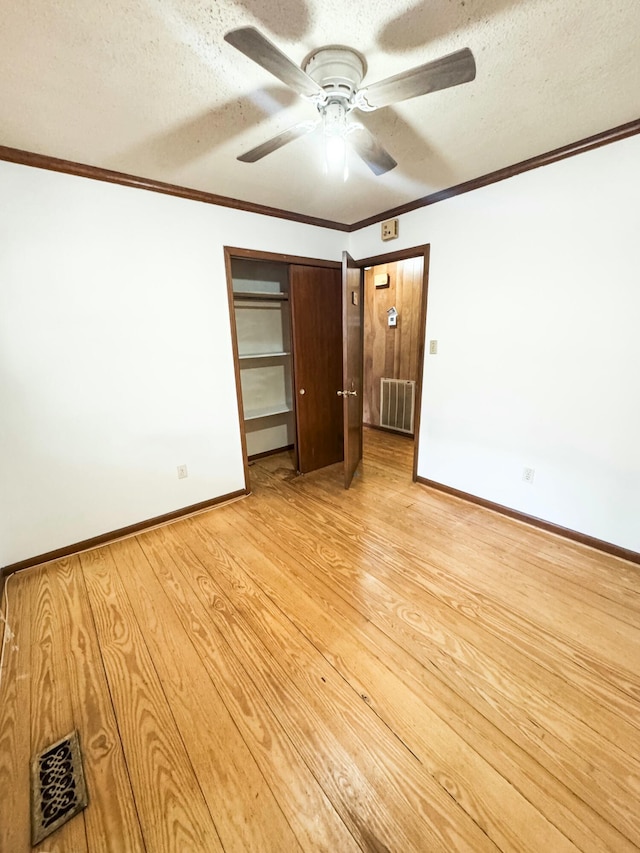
[356,47,476,111]
[348,125,397,175]
[237,121,319,163]
[225,27,324,101]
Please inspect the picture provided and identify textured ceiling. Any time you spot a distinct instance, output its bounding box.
[1,1,639,224]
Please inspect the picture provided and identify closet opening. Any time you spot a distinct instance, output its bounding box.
[225,248,343,491]
[230,257,295,467]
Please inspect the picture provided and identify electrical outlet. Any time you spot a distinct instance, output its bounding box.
[177,464,188,479]
[429,339,438,355]
[522,467,535,484]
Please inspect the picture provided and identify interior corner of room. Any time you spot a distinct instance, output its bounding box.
[3,4,640,848]
[1,129,640,571]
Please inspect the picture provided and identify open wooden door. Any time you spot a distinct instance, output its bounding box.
[290,264,344,474]
[341,251,364,488]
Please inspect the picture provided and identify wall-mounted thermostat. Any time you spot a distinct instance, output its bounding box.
[381,218,399,241]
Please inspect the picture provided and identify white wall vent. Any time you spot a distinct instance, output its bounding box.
[380,378,415,434]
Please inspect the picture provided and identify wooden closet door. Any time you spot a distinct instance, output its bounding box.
[290,265,344,474]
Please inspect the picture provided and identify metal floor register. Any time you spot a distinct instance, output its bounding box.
[31,730,88,845]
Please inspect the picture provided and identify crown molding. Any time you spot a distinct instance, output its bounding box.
[347,117,640,231]
[2,116,639,233]
[0,145,350,232]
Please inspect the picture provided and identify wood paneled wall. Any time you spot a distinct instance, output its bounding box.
[363,257,424,428]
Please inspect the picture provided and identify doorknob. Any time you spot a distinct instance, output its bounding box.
[337,390,358,396]
[299,388,306,395]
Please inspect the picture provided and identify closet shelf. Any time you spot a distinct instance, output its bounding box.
[244,405,293,421]
[233,291,288,302]
[239,351,291,361]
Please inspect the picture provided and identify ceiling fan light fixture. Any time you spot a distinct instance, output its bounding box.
[225,27,476,178]
[322,100,349,181]
[324,133,348,181]
[322,99,348,136]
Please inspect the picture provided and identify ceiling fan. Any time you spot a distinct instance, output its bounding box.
[224,26,476,176]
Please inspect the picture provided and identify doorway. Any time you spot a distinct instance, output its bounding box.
[225,244,430,493]
[355,245,430,481]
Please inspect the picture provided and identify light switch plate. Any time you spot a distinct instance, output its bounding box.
[381,218,399,241]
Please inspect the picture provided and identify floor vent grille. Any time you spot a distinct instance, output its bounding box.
[31,730,88,845]
[380,378,415,434]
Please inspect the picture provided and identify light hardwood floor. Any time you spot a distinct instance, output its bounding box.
[1,429,639,852]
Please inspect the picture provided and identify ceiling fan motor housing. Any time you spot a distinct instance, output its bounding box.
[304,47,365,104]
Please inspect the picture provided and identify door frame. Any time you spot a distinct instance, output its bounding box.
[224,246,341,491]
[341,251,364,489]
[352,244,431,482]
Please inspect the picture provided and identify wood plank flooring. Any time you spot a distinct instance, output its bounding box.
[1,429,639,852]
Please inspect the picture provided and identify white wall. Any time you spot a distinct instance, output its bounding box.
[350,135,640,553]
[3,135,638,566]
[0,161,344,566]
